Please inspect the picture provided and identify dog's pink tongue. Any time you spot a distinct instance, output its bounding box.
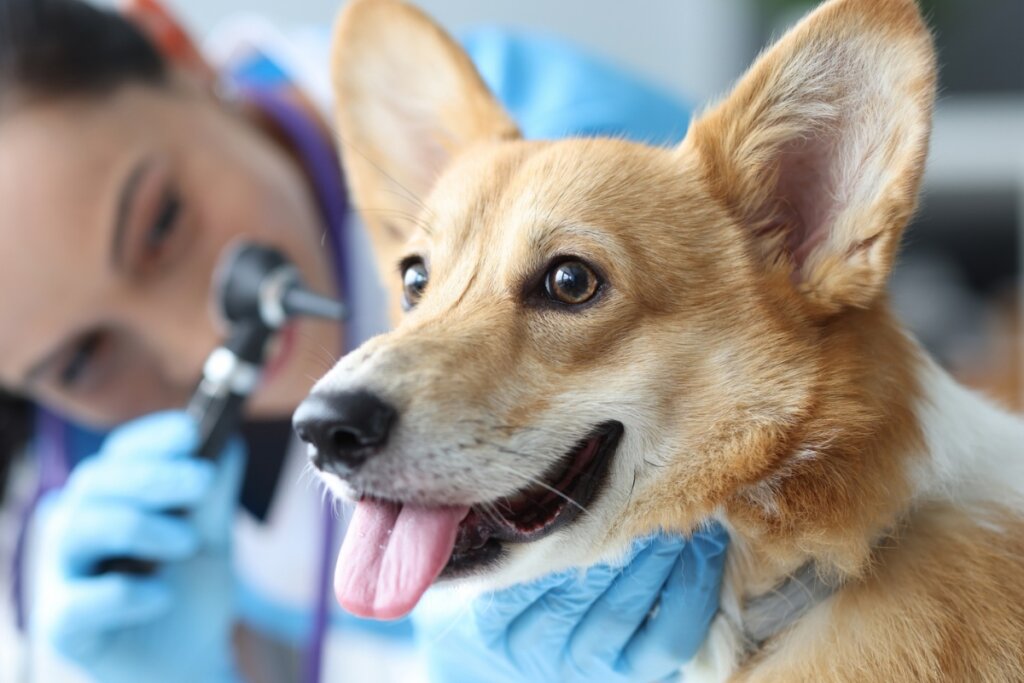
[335,499,469,620]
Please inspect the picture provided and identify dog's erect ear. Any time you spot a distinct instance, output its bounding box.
[689,0,936,315]
[331,0,519,271]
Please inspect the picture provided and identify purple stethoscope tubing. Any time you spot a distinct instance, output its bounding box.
[10,86,348,683]
[11,409,68,633]
[245,87,350,683]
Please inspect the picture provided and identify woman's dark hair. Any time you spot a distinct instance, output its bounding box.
[1,0,167,103]
[0,0,167,500]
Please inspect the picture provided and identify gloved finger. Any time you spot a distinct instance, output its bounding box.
[191,438,246,548]
[473,568,574,623]
[504,540,654,657]
[568,536,686,669]
[56,504,200,575]
[475,537,652,647]
[470,569,578,648]
[100,411,199,462]
[46,575,173,654]
[620,525,728,673]
[64,457,216,509]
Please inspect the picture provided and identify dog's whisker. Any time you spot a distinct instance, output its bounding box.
[474,438,536,462]
[452,417,562,437]
[295,330,340,361]
[491,498,516,518]
[476,501,508,529]
[293,334,341,375]
[299,350,338,375]
[352,205,436,236]
[627,467,639,505]
[483,460,590,515]
[335,133,435,221]
[298,460,322,492]
[299,461,354,523]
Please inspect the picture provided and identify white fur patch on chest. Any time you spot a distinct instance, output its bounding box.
[911,358,1024,510]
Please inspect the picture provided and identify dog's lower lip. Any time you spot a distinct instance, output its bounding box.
[441,420,624,577]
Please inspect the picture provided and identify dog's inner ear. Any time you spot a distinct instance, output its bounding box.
[690,0,936,315]
[330,0,519,276]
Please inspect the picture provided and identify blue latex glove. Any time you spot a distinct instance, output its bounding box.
[415,528,728,683]
[32,411,245,683]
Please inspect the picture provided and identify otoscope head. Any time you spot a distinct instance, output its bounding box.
[215,243,291,327]
[213,242,346,330]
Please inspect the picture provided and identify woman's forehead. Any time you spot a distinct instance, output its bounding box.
[0,100,130,265]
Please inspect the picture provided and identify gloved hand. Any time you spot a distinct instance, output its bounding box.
[31,411,245,683]
[414,527,728,683]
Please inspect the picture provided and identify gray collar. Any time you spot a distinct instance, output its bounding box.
[739,562,842,651]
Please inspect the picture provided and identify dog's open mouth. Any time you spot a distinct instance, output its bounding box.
[333,421,623,620]
[445,420,624,576]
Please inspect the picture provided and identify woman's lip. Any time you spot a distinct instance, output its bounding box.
[261,322,299,386]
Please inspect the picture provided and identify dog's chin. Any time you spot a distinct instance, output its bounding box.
[439,420,624,581]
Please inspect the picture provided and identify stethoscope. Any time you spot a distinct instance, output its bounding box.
[13,242,346,682]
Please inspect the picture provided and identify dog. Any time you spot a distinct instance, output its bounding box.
[294,0,1024,679]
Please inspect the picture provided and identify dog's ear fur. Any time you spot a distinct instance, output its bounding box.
[330,0,519,275]
[689,0,936,315]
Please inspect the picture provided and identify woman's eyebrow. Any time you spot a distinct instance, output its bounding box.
[109,156,152,270]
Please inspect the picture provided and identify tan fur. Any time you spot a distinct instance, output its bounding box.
[323,0,1024,679]
[331,0,518,322]
[690,0,936,316]
[734,506,1024,682]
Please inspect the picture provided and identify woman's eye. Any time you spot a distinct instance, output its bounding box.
[59,333,103,388]
[146,189,181,254]
[544,260,600,305]
[402,260,429,309]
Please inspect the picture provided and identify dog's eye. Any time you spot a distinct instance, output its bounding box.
[402,259,429,309]
[545,260,599,305]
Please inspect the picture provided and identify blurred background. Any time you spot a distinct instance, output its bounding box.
[0,1,1020,681]
[166,0,1024,411]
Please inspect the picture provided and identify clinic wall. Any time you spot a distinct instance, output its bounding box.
[162,0,757,105]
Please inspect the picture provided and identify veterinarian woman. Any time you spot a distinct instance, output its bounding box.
[0,0,728,681]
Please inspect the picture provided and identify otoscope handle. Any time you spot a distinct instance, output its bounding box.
[190,391,247,461]
[91,243,344,577]
[188,318,271,459]
[93,324,269,576]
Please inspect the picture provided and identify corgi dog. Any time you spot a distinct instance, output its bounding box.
[293,0,1024,679]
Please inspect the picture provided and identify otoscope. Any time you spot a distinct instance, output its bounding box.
[95,243,346,575]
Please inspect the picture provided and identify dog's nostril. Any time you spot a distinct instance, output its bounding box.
[328,426,362,452]
[293,391,397,470]
[294,424,312,443]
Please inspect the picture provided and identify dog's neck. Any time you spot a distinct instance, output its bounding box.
[700,304,1024,667]
[721,302,1024,596]
[718,304,922,589]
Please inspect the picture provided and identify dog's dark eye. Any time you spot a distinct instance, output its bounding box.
[545,260,599,305]
[402,259,428,309]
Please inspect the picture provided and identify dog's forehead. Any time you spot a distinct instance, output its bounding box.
[424,138,703,264]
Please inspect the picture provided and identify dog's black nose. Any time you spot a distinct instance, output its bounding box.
[292,391,396,471]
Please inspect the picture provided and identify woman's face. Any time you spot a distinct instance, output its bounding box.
[0,80,341,427]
